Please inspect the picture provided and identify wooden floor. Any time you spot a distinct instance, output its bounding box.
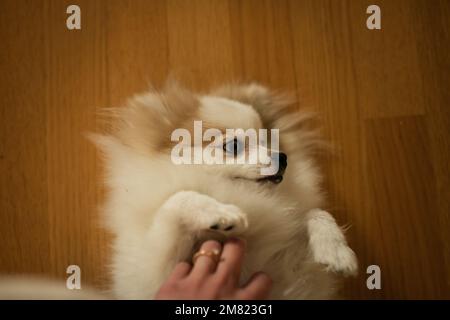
[0,0,449,299]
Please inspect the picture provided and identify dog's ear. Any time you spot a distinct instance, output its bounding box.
[85,132,141,173]
[211,83,323,156]
[92,82,198,154]
[210,83,296,128]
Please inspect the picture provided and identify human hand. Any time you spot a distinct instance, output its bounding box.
[155,238,272,300]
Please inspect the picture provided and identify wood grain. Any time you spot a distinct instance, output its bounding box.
[0,0,51,275]
[0,0,449,299]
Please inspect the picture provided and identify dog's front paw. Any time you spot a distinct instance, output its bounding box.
[193,201,248,236]
[311,241,358,276]
[307,209,358,276]
[168,191,248,235]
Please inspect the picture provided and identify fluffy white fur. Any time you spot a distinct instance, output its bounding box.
[91,82,358,299]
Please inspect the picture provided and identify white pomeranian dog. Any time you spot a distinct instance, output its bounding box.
[88,81,358,300]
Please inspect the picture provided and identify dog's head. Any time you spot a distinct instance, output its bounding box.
[92,81,322,190]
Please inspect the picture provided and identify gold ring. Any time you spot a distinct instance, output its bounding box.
[192,249,221,264]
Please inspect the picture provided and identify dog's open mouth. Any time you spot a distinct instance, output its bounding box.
[257,174,283,184]
[233,175,284,185]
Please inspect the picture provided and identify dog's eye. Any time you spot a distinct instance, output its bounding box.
[223,138,243,155]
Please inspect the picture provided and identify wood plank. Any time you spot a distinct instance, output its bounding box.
[0,0,51,275]
[106,0,169,106]
[44,0,109,289]
[228,0,297,91]
[289,0,366,298]
[412,0,450,288]
[348,0,425,119]
[167,0,235,90]
[364,116,449,298]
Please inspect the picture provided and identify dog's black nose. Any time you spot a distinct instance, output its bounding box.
[258,152,288,184]
[272,152,287,176]
[278,152,287,172]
